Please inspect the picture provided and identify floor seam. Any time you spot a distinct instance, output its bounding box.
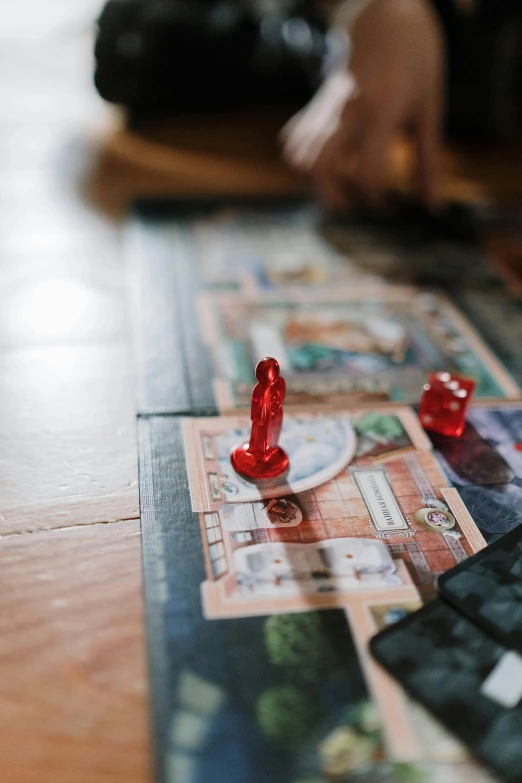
[0,516,141,539]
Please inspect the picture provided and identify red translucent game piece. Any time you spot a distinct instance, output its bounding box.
[419,371,475,437]
[231,357,289,480]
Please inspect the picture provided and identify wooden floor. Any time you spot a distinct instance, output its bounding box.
[0,3,148,782]
[3,3,522,783]
[0,5,306,781]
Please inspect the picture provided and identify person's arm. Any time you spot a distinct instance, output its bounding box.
[282,0,445,209]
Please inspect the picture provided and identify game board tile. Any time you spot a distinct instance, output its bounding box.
[312,481,343,501]
[416,451,450,483]
[412,529,457,552]
[324,497,370,520]
[423,549,460,573]
[337,479,368,501]
[323,516,371,539]
[399,495,431,516]
[296,519,328,542]
[297,506,324,523]
[267,527,302,543]
[441,488,488,553]
[295,489,319,506]
[387,477,419,496]
[317,498,354,519]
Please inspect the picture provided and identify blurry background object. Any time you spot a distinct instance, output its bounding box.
[94,0,327,117]
[440,0,522,142]
[94,0,522,143]
[92,0,522,216]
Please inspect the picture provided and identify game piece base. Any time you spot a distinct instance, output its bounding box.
[230,443,289,480]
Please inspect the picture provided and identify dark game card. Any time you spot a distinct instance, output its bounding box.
[438,525,522,650]
[370,599,522,783]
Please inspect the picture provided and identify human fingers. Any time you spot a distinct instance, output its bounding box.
[281,70,358,171]
[313,156,352,212]
[310,117,360,212]
[283,110,344,171]
[299,93,365,174]
[354,109,398,202]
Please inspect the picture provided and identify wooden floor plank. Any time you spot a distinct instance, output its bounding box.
[0,520,150,783]
[0,1,150,781]
[0,344,139,534]
[0,253,126,348]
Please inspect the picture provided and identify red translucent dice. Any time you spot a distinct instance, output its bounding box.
[419,371,476,437]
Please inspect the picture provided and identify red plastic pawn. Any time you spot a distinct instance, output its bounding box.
[419,371,475,437]
[231,357,289,480]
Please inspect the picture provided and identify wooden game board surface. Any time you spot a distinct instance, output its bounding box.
[2,3,522,783]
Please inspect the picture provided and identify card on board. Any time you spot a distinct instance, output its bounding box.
[370,598,522,783]
[438,525,522,650]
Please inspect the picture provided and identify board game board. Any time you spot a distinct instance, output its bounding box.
[130,199,522,415]
[198,287,517,409]
[139,404,522,783]
[432,404,522,542]
[132,198,522,783]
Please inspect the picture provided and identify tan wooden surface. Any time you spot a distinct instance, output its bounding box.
[2,2,522,783]
[0,4,149,782]
[0,521,148,783]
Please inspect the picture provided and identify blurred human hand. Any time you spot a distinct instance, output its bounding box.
[281,0,445,210]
